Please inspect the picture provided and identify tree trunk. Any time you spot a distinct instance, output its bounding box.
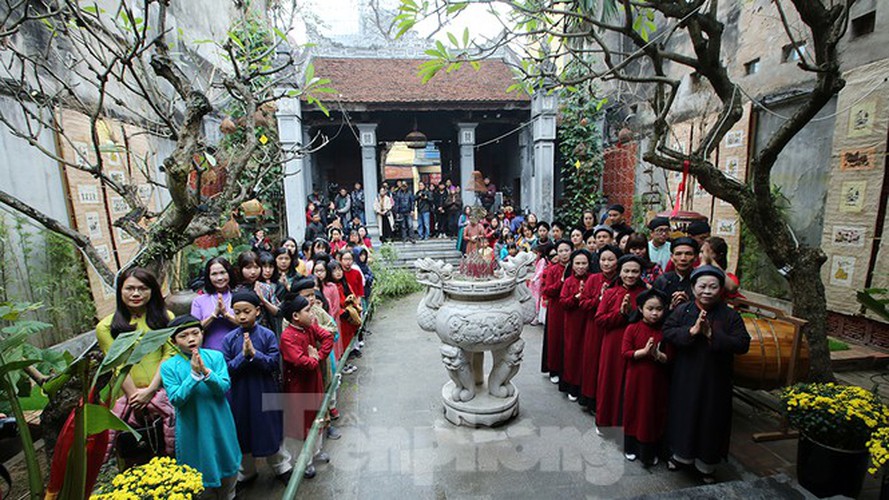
[784,246,834,382]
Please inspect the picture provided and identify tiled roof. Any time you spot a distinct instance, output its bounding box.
[308,57,529,104]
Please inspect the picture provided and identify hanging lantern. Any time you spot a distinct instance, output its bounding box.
[220,215,241,240]
[404,117,428,149]
[220,117,237,134]
[240,199,265,218]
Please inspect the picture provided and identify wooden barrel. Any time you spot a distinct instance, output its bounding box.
[734,315,809,390]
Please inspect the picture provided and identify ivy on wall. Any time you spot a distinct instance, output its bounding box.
[555,87,606,226]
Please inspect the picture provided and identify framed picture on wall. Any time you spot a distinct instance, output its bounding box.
[85,211,102,238]
[847,98,877,138]
[839,181,866,213]
[829,255,855,287]
[716,218,738,236]
[78,184,100,204]
[724,157,741,180]
[831,226,866,248]
[110,197,128,214]
[840,148,876,171]
[117,227,134,244]
[94,244,111,263]
[725,130,744,148]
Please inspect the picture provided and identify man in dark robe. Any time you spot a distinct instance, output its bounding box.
[663,265,750,481]
[604,204,632,234]
[653,237,699,311]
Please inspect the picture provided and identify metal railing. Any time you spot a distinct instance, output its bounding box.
[281,302,373,498]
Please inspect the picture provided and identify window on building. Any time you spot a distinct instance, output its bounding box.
[744,58,760,75]
[782,42,807,63]
[852,11,876,38]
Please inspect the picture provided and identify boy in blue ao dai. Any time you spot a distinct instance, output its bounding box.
[222,290,293,485]
[161,315,241,499]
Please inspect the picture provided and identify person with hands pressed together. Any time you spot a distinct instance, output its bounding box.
[558,249,594,401]
[190,257,238,352]
[221,291,292,489]
[653,237,699,312]
[279,296,334,479]
[161,315,241,499]
[541,239,573,385]
[595,255,648,432]
[578,245,622,411]
[96,268,176,460]
[622,289,672,466]
[663,265,750,483]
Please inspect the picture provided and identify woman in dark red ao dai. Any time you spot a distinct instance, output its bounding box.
[541,240,574,386]
[577,244,622,410]
[622,288,671,466]
[663,265,750,482]
[595,255,648,430]
[558,249,593,400]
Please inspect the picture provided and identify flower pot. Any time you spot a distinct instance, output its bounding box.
[797,434,869,498]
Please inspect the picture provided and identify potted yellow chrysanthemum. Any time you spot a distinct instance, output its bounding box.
[781,383,889,498]
[90,456,204,499]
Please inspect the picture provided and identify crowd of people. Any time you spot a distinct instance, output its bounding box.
[504,204,752,482]
[96,231,375,498]
[86,170,754,497]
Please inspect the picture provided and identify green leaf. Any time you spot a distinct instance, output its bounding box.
[81,5,101,15]
[463,27,469,47]
[395,20,416,39]
[125,328,176,367]
[447,32,458,47]
[273,27,287,40]
[94,330,141,379]
[84,403,137,437]
[446,2,468,14]
[228,31,245,50]
[204,152,217,167]
[0,359,39,378]
[304,63,315,85]
[42,372,71,397]
[469,60,480,71]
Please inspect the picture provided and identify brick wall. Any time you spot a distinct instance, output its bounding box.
[602,141,638,220]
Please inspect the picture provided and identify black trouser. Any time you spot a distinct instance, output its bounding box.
[447,212,459,236]
[397,213,412,241]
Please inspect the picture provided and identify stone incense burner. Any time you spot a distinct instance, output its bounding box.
[415,251,536,427]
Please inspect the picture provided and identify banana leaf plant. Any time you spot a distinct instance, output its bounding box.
[0,298,176,499]
[47,324,177,499]
[857,288,889,322]
[0,302,54,500]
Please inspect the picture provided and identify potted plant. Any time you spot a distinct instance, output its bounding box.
[91,456,204,499]
[867,426,889,499]
[781,383,889,498]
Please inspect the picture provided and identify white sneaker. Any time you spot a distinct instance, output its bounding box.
[625,453,637,461]
[358,341,365,348]
[567,394,578,402]
[549,375,560,384]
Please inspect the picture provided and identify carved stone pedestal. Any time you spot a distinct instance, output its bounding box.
[415,252,537,429]
[441,380,519,427]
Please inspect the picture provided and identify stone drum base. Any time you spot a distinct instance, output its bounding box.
[441,380,519,427]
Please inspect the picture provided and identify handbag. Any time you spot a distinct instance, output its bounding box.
[343,295,363,326]
[115,405,166,469]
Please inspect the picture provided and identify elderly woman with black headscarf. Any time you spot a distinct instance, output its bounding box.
[663,265,750,482]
